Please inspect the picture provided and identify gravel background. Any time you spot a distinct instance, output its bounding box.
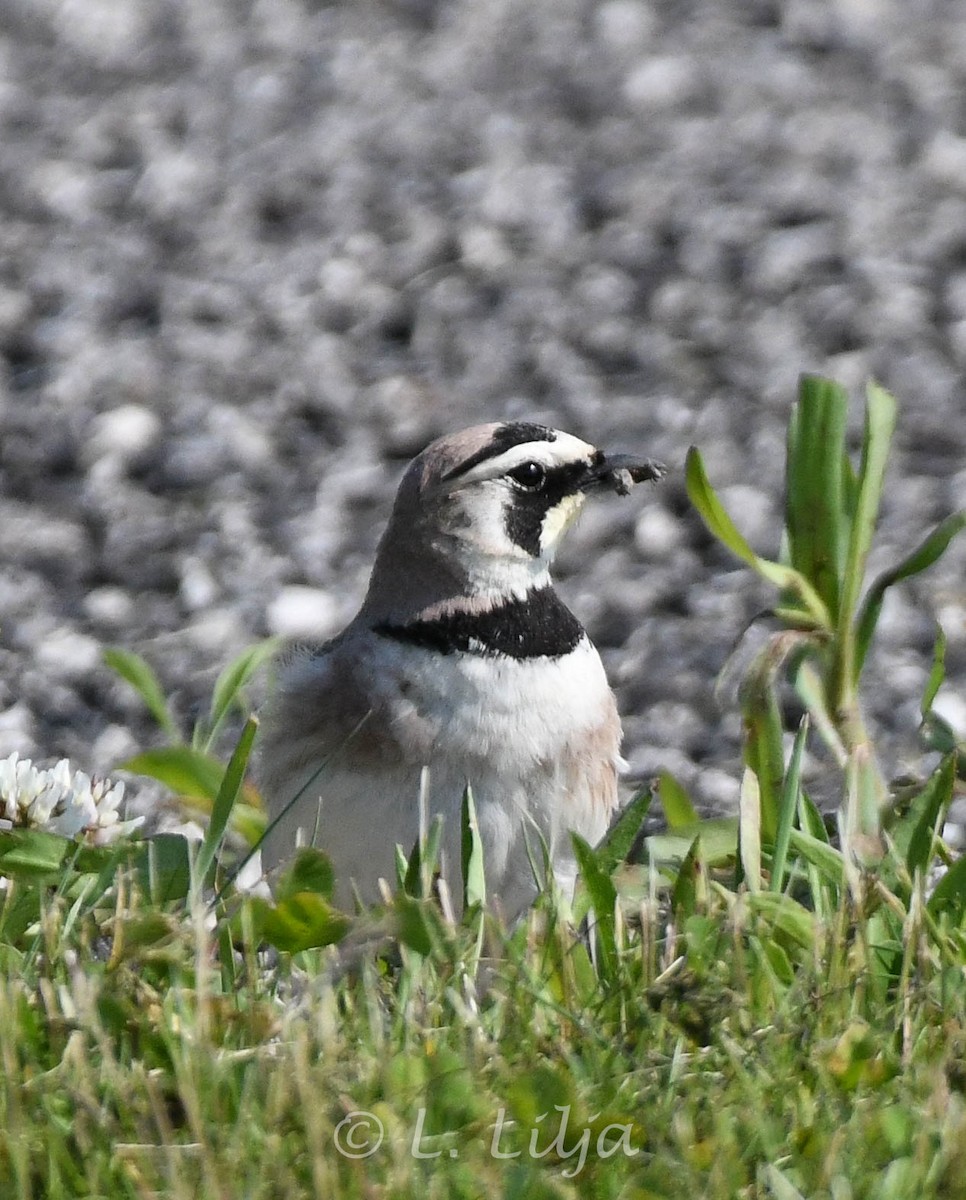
[1,0,965,822]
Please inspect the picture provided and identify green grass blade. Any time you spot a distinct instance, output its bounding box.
[738,766,762,893]
[894,755,956,878]
[193,716,258,889]
[685,445,763,566]
[796,790,834,916]
[843,745,886,865]
[798,789,829,843]
[122,746,227,801]
[770,715,808,893]
[761,1162,808,1200]
[742,679,785,843]
[645,817,738,870]
[922,623,948,720]
[596,783,653,875]
[785,374,849,621]
[928,855,966,922]
[792,660,848,769]
[103,647,181,741]
[787,829,845,888]
[404,814,444,900]
[658,771,697,830]
[199,638,281,753]
[686,446,831,628]
[460,785,486,910]
[747,891,816,956]
[854,512,966,679]
[670,835,703,916]
[839,383,897,674]
[571,833,619,982]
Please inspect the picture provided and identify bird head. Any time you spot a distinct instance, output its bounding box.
[360,421,664,622]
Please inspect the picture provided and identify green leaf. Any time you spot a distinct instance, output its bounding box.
[850,382,897,575]
[506,1064,575,1130]
[0,830,69,878]
[839,383,897,673]
[798,790,829,843]
[785,374,849,621]
[921,712,960,757]
[276,847,336,902]
[747,891,816,954]
[115,910,181,955]
[121,746,226,801]
[770,715,809,893]
[193,716,258,888]
[685,446,831,628]
[199,638,281,753]
[738,767,762,893]
[658,771,698,830]
[393,893,444,957]
[922,623,948,720]
[750,933,795,988]
[742,678,785,842]
[135,834,192,904]
[0,883,43,946]
[460,785,486,910]
[595,783,653,874]
[793,660,848,768]
[854,512,966,679]
[787,829,844,887]
[103,648,180,741]
[670,835,702,916]
[404,813,444,900]
[761,1163,808,1200]
[891,755,956,878]
[646,818,739,870]
[844,744,887,863]
[794,792,837,916]
[928,855,966,922]
[571,833,618,982]
[251,892,350,953]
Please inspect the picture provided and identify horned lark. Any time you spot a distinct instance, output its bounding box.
[259,421,663,920]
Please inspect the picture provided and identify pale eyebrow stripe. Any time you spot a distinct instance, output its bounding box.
[440,422,556,482]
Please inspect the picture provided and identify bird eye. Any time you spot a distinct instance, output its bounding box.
[506,461,547,491]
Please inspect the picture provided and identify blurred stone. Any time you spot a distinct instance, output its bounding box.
[266,586,343,641]
[82,587,136,627]
[715,485,776,551]
[634,505,684,560]
[924,132,966,195]
[623,57,700,110]
[595,1,657,53]
[0,503,90,574]
[34,627,102,680]
[85,404,162,468]
[179,556,220,611]
[56,0,151,67]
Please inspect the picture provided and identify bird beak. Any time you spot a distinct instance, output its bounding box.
[580,452,667,497]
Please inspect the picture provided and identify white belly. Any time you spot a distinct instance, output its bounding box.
[262,636,621,919]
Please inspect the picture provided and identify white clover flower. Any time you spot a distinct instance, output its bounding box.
[0,752,143,844]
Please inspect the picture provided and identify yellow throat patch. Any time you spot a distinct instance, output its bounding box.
[540,492,586,555]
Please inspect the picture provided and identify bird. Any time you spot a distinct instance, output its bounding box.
[258,421,664,921]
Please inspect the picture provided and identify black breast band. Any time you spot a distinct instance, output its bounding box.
[375,587,585,659]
